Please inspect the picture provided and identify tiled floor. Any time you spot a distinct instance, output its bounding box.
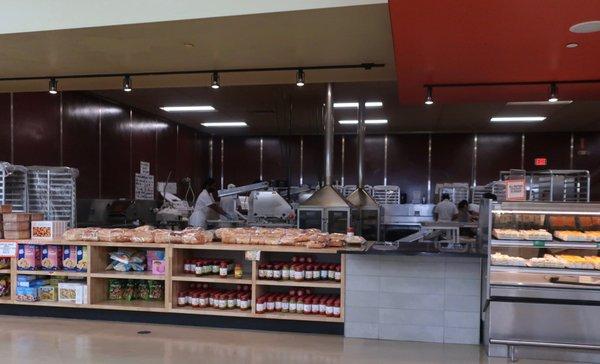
[0,315,568,364]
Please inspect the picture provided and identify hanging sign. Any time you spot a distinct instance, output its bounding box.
[135,173,155,200]
[506,179,526,201]
[140,161,150,176]
[0,242,17,258]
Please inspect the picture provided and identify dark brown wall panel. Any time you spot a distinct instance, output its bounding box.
[387,134,429,201]
[62,92,101,199]
[131,111,158,200]
[13,92,61,166]
[302,135,324,186]
[223,136,260,186]
[343,136,357,186]
[476,133,522,184]
[0,93,11,162]
[196,135,210,189]
[262,137,287,183]
[100,103,131,199]
[574,132,600,202]
[287,136,301,186]
[156,122,178,188]
[431,134,474,188]
[524,132,570,170]
[364,135,385,186]
[177,126,195,183]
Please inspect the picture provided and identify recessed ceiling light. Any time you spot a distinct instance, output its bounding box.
[334,102,359,108]
[338,119,388,125]
[365,101,383,108]
[506,100,573,106]
[566,43,579,48]
[183,43,195,48]
[569,20,600,34]
[201,122,247,127]
[160,106,216,112]
[490,116,546,123]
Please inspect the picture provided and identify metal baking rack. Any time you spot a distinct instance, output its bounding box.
[27,166,79,227]
[0,162,28,212]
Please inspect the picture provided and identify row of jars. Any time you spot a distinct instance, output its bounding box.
[177,288,252,310]
[183,259,244,279]
[258,263,341,282]
[256,293,341,317]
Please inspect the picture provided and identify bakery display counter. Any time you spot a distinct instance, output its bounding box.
[481,201,600,362]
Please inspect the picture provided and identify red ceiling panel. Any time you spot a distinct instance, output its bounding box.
[388,0,600,104]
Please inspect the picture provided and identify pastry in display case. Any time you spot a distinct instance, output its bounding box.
[480,201,600,362]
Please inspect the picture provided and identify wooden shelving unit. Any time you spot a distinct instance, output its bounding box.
[0,239,345,322]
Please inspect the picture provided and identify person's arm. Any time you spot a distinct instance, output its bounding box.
[433,205,439,221]
[452,205,459,221]
[208,203,228,217]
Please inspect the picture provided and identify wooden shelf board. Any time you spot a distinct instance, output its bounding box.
[258,312,343,322]
[15,270,87,277]
[0,269,11,274]
[170,306,252,318]
[0,296,12,304]
[12,300,87,308]
[92,300,166,312]
[171,243,341,254]
[256,279,341,289]
[0,239,169,249]
[90,271,165,280]
[172,274,252,284]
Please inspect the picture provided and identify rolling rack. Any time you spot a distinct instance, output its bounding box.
[0,162,28,212]
[26,166,79,227]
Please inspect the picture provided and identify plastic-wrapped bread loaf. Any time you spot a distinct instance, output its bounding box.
[131,226,155,243]
[108,228,133,242]
[63,228,86,241]
[181,228,207,244]
[81,228,100,241]
[152,229,171,244]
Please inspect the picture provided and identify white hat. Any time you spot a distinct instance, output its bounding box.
[227,183,236,189]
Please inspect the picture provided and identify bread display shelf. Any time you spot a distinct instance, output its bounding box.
[16,270,87,277]
[255,279,341,289]
[0,238,346,323]
[491,265,600,277]
[491,239,600,250]
[90,271,166,280]
[172,274,252,284]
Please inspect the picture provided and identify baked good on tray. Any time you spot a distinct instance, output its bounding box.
[492,229,522,240]
[520,229,552,241]
[527,254,565,268]
[554,230,590,242]
[556,254,595,270]
[491,252,527,267]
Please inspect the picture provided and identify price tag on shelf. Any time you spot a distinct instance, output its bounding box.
[245,250,261,261]
[0,242,17,257]
[533,241,546,248]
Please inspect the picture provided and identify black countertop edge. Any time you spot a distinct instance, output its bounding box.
[339,241,486,258]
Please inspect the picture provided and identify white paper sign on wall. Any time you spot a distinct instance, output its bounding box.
[135,173,155,200]
[140,161,150,176]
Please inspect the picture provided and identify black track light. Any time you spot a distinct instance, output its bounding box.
[548,83,558,102]
[424,86,433,105]
[123,75,132,92]
[211,72,220,89]
[49,78,58,95]
[296,69,305,87]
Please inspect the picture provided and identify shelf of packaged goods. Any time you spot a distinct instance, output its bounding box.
[0,240,169,249]
[171,274,252,285]
[491,239,599,250]
[170,306,252,318]
[0,269,11,274]
[255,280,341,289]
[90,271,165,280]
[15,270,87,277]
[91,300,166,312]
[171,243,341,254]
[257,312,343,322]
[12,300,88,309]
[491,265,600,277]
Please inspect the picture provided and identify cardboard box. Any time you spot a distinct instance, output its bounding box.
[17,278,49,288]
[152,260,166,275]
[31,221,68,239]
[0,205,12,213]
[3,213,31,222]
[3,221,30,231]
[16,286,39,302]
[38,285,58,301]
[62,246,88,272]
[58,282,87,304]
[30,213,45,221]
[41,245,63,270]
[146,250,165,271]
[5,230,31,239]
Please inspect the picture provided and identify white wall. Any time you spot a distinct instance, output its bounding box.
[0,0,386,34]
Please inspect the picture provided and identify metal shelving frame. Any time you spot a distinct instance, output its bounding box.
[0,162,28,212]
[26,166,79,227]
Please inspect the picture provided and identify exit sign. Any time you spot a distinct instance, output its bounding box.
[534,157,547,166]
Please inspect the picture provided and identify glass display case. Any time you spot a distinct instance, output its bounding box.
[481,201,600,362]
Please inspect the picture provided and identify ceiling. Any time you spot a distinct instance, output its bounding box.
[0,3,394,93]
[94,81,600,135]
[389,0,600,104]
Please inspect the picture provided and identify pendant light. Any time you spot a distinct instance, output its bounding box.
[548,83,558,102]
[123,75,132,92]
[424,86,433,105]
[211,72,220,89]
[296,69,305,87]
[49,78,58,95]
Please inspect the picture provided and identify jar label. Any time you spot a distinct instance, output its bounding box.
[195,267,202,275]
[305,271,313,279]
[335,272,341,281]
[328,271,335,279]
[256,303,265,312]
[191,297,199,306]
[333,307,341,316]
[282,271,290,279]
[303,305,311,314]
[321,270,328,278]
[297,303,304,312]
[266,302,275,311]
[290,302,297,311]
[240,301,249,309]
[258,270,265,278]
[199,298,206,307]
[218,300,226,309]
[227,299,236,308]
[177,297,187,306]
[294,271,304,280]
[313,271,320,279]
[282,302,290,310]
[274,270,282,279]
[275,301,282,310]
[311,304,319,313]
[219,267,228,276]
[266,270,274,278]
[319,304,326,313]
[326,306,333,315]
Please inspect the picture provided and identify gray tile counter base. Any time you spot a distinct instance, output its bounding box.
[344,254,482,345]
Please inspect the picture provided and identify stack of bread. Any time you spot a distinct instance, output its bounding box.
[491,252,527,266]
[63,226,214,245]
[554,230,600,242]
[493,228,552,241]
[216,227,347,249]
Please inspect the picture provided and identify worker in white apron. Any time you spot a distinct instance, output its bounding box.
[189,178,229,229]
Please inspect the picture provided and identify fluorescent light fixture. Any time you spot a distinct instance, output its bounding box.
[338,119,388,125]
[490,116,546,122]
[506,100,573,106]
[366,119,388,124]
[334,102,359,108]
[160,106,216,112]
[201,122,247,127]
[334,101,383,108]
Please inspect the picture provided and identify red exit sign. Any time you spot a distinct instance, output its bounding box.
[534,157,547,166]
